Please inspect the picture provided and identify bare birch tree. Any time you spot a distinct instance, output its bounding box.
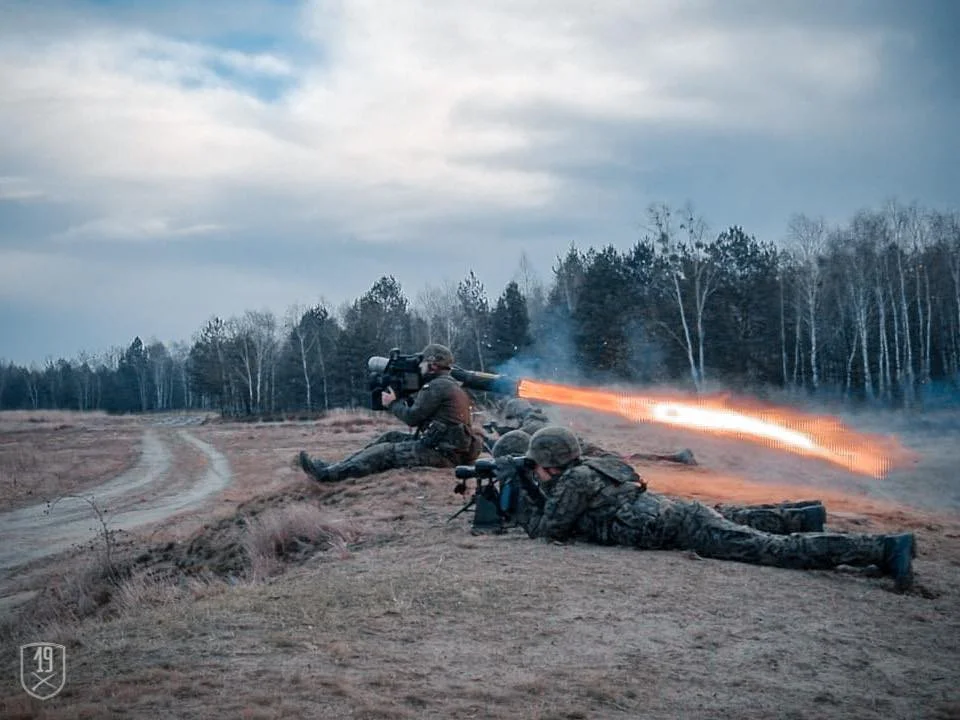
[931,210,960,377]
[884,200,917,405]
[514,251,546,328]
[906,206,934,385]
[414,281,460,348]
[233,310,277,413]
[647,203,716,391]
[786,213,827,391]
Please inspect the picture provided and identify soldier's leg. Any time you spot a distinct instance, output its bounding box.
[316,440,454,482]
[315,442,399,482]
[715,501,826,534]
[393,441,456,469]
[298,430,413,476]
[322,430,415,467]
[672,501,914,588]
[365,430,415,447]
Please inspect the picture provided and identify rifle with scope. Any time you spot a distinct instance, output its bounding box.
[367,348,519,411]
[448,455,543,529]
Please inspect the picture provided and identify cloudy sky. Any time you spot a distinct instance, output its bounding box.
[1,0,957,365]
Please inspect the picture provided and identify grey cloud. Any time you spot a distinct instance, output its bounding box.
[1,0,957,365]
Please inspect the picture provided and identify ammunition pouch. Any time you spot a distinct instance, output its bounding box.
[419,420,481,463]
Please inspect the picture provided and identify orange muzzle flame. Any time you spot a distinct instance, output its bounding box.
[517,379,908,478]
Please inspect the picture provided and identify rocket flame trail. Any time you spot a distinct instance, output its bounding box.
[517,379,908,478]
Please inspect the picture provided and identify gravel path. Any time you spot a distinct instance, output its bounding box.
[0,425,232,574]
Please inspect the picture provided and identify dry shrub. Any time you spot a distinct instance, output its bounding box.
[113,570,219,615]
[20,556,116,625]
[0,557,118,651]
[243,504,364,581]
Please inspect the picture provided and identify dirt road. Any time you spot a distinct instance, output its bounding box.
[0,420,232,575]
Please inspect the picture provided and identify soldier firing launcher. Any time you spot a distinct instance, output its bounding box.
[367,348,519,411]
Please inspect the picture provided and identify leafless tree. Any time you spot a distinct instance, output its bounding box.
[786,213,827,391]
[514,251,546,327]
[884,200,917,405]
[414,280,460,348]
[25,363,40,409]
[931,210,960,377]
[168,341,192,408]
[648,202,716,391]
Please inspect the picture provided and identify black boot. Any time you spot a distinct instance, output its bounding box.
[298,451,331,482]
[777,500,824,510]
[782,504,827,533]
[671,448,697,465]
[882,533,915,591]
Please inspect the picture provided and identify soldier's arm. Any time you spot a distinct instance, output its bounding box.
[522,473,590,541]
[389,381,443,427]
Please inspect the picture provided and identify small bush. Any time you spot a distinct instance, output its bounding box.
[243,505,364,581]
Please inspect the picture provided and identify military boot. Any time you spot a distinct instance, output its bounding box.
[782,504,827,533]
[298,451,332,483]
[671,448,697,465]
[776,500,824,510]
[882,533,915,591]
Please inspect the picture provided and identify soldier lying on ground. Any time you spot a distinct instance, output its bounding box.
[513,426,916,590]
[487,398,697,465]
[492,430,826,535]
[298,344,483,483]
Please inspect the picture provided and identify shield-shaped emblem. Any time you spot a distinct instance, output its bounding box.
[20,642,66,700]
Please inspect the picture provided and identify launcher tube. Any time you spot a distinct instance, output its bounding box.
[451,367,519,396]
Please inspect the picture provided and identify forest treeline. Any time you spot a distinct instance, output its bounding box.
[2,199,959,414]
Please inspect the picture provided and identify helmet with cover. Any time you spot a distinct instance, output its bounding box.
[419,344,454,369]
[492,429,531,458]
[502,398,533,428]
[526,426,582,468]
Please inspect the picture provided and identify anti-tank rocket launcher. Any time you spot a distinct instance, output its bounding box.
[367,348,519,410]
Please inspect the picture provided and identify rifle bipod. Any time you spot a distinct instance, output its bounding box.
[447,477,508,531]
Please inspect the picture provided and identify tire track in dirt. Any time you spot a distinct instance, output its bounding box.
[0,426,232,574]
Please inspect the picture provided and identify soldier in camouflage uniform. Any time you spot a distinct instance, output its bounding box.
[495,399,551,436]
[492,430,825,534]
[299,344,482,483]
[516,426,916,590]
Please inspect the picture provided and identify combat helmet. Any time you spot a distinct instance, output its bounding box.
[492,429,531,458]
[502,398,533,427]
[526,426,582,468]
[419,343,454,369]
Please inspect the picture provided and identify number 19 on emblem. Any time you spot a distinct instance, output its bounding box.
[20,642,66,700]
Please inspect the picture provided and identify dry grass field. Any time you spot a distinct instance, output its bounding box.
[0,402,958,719]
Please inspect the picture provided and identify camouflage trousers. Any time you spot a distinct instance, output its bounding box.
[610,496,885,571]
[715,500,823,535]
[322,430,455,482]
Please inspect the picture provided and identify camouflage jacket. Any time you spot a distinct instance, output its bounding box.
[389,373,481,460]
[520,457,673,548]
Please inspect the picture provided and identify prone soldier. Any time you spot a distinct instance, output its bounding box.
[512,425,916,590]
[478,430,825,535]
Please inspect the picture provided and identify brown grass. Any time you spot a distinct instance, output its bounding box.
[0,411,142,511]
[243,504,365,580]
[0,406,958,718]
